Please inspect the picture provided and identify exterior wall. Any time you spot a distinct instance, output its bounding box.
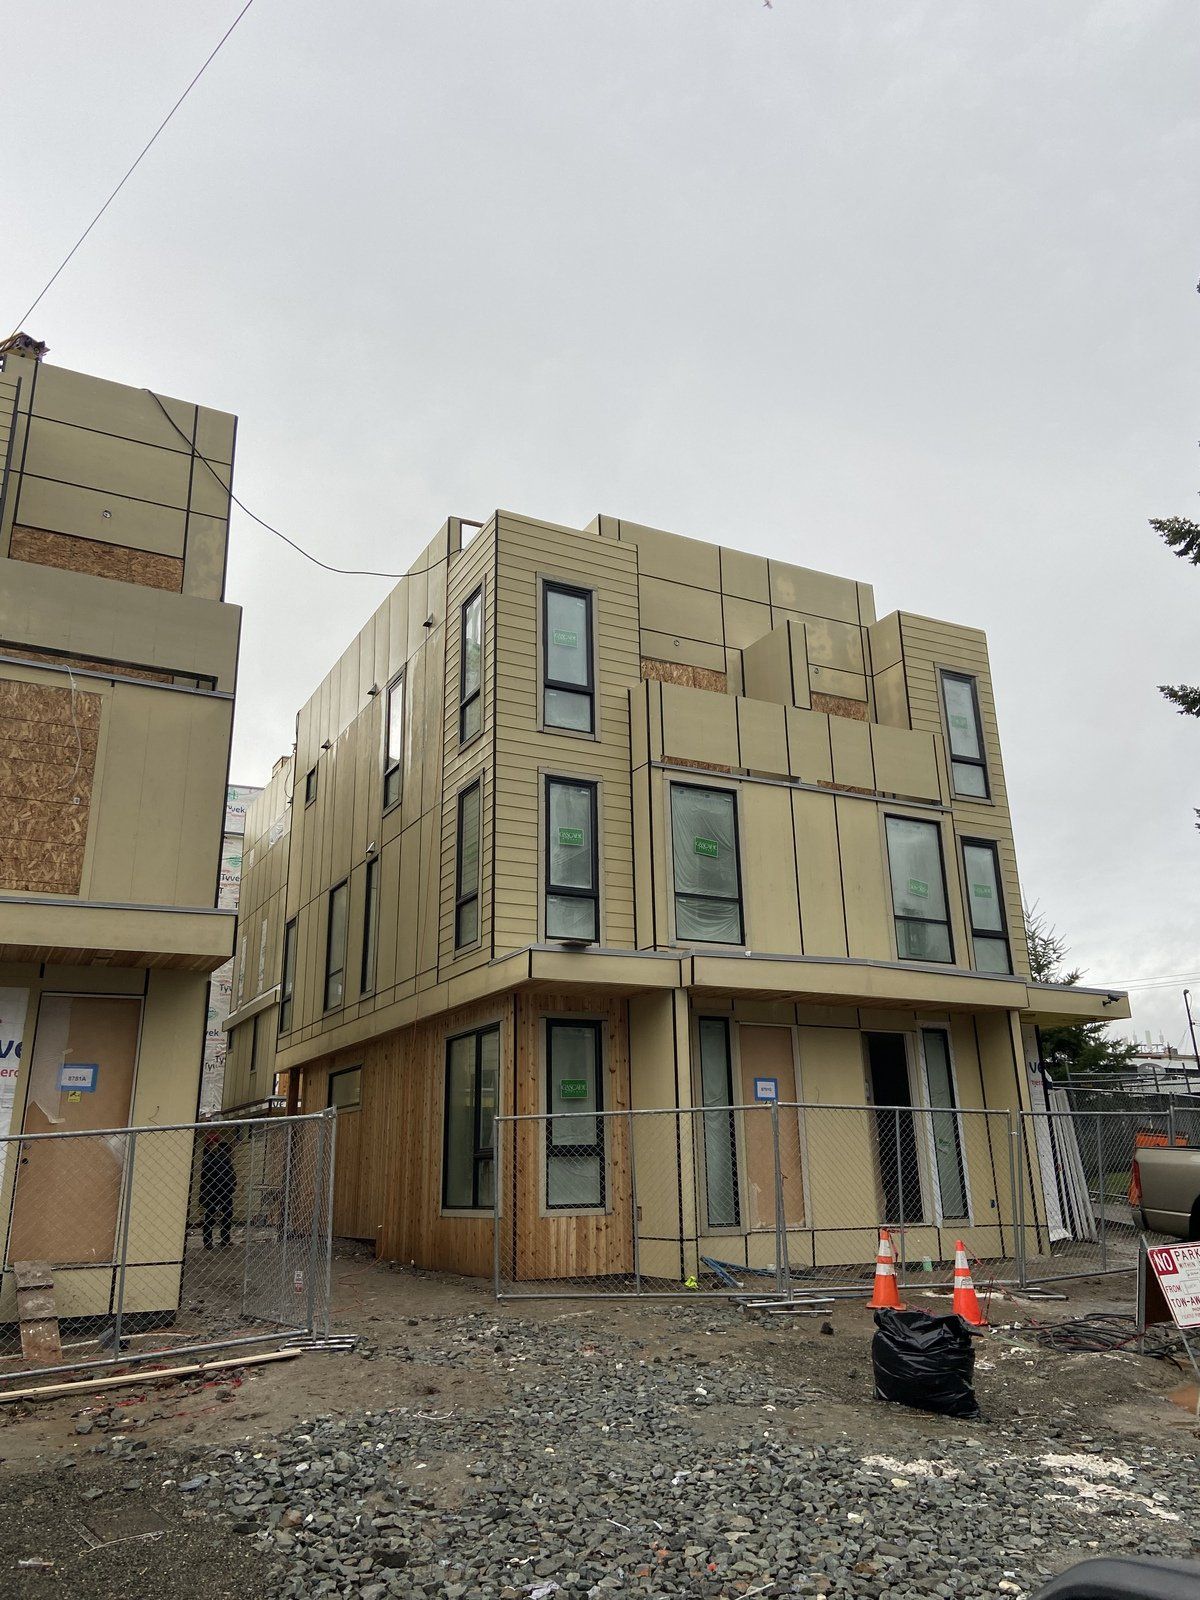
[200,783,262,1114]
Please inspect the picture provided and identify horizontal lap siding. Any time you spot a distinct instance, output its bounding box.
[494,518,640,954]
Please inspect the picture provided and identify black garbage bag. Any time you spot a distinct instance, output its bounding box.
[871,1308,980,1419]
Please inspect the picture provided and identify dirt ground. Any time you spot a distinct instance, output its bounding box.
[2,1250,1197,1597]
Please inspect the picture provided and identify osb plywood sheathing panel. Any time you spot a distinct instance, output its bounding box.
[811,692,867,721]
[11,525,184,593]
[640,658,728,693]
[0,679,101,895]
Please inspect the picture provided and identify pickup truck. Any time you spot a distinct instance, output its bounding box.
[1133,1146,1200,1240]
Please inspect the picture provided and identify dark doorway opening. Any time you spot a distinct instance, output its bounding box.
[866,1032,926,1225]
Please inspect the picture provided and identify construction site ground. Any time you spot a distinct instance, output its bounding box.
[3,1248,1198,1599]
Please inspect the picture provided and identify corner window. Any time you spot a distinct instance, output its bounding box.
[885,816,952,963]
[545,1019,605,1209]
[543,583,594,733]
[279,916,297,1032]
[940,672,989,800]
[920,1029,968,1219]
[459,587,483,744]
[670,784,744,945]
[455,780,482,949]
[305,766,317,806]
[443,1026,499,1209]
[361,856,380,993]
[961,839,1012,974]
[329,1065,362,1111]
[383,672,405,809]
[698,1018,740,1228]
[545,778,599,942]
[324,879,349,1010]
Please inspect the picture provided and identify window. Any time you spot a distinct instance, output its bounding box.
[305,766,317,806]
[459,587,483,744]
[940,672,989,800]
[961,839,1012,974]
[248,1013,259,1076]
[885,816,953,963]
[545,1019,605,1209]
[920,1030,968,1219]
[443,1026,499,1209]
[545,778,599,942]
[698,1018,740,1228]
[328,1066,362,1111]
[670,784,743,944]
[236,934,247,1005]
[361,856,380,993]
[454,781,482,949]
[383,672,405,809]
[279,916,297,1033]
[543,582,594,733]
[324,879,349,1010]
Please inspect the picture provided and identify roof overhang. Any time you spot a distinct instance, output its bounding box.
[0,896,235,973]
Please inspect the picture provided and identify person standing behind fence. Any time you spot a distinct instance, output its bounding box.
[199,1129,236,1249]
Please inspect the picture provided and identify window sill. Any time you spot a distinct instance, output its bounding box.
[538,721,600,743]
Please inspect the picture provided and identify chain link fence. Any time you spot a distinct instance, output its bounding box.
[493,1095,1196,1300]
[0,1110,335,1388]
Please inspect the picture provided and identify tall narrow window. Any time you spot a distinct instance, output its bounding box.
[236,935,247,1005]
[443,1026,499,1209]
[460,587,483,744]
[361,856,380,993]
[921,1029,968,1219]
[545,1019,605,1209]
[698,1018,740,1228]
[248,1013,259,1077]
[279,916,297,1032]
[455,781,482,949]
[383,672,405,808]
[305,766,317,806]
[543,582,594,733]
[324,879,349,1010]
[940,671,989,799]
[961,839,1012,974]
[885,816,953,963]
[670,784,743,944]
[545,778,599,941]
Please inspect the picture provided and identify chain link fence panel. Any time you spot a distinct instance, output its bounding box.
[0,1110,335,1388]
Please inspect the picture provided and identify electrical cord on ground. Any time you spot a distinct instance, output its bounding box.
[1021,1311,1186,1366]
[9,0,258,336]
[144,390,420,580]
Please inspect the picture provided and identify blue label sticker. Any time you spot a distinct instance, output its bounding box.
[58,1063,98,1093]
[753,1077,778,1103]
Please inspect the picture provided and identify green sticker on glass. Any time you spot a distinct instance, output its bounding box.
[950,714,970,730]
[694,837,719,858]
[908,878,929,898]
[552,629,578,648]
[558,827,584,847]
[559,1079,588,1100]
[972,882,993,898]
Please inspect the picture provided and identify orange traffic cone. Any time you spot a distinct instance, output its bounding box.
[951,1240,987,1327]
[867,1227,905,1310]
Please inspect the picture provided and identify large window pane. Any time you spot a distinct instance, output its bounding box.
[895,918,952,963]
[546,1020,604,1209]
[455,782,481,949]
[384,674,404,808]
[699,1019,739,1228]
[280,917,296,1032]
[325,881,348,1009]
[545,688,592,731]
[962,839,1012,974]
[545,589,590,686]
[460,589,483,743]
[886,818,948,919]
[671,786,743,944]
[548,783,594,889]
[942,676,982,760]
[443,1036,477,1208]
[952,760,988,798]
[922,1030,968,1219]
[546,894,598,939]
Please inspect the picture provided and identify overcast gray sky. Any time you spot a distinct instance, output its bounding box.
[4,1,1197,1045]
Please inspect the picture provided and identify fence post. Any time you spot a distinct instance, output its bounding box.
[305,1114,328,1337]
[769,1102,789,1297]
[111,1130,138,1356]
[1169,1101,1176,1150]
[493,1116,503,1300]
[894,1107,907,1283]
[627,1107,641,1295]
[1011,1114,1027,1288]
[322,1108,337,1340]
[1097,1116,1107,1274]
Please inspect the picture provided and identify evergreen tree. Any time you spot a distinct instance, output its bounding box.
[1151,514,1200,719]
[1024,902,1137,1075]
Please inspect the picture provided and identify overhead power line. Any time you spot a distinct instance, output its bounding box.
[145,390,413,579]
[8,0,258,336]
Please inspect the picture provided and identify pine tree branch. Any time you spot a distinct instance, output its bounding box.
[1159,683,1200,717]
[1150,515,1200,564]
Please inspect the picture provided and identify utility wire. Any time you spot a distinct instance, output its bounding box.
[145,389,416,579]
[9,0,257,336]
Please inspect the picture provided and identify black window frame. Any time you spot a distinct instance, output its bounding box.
[884,814,955,965]
[698,1016,741,1230]
[544,776,599,943]
[304,766,317,806]
[919,1027,969,1221]
[545,1017,606,1211]
[454,779,482,950]
[248,1012,259,1077]
[279,916,297,1033]
[323,878,349,1011]
[939,670,990,800]
[442,1024,499,1211]
[360,855,380,994]
[328,1064,362,1112]
[670,782,745,946]
[960,836,1013,974]
[459,586,484,746]
[542,580,595,735]
[383,670,405,810]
